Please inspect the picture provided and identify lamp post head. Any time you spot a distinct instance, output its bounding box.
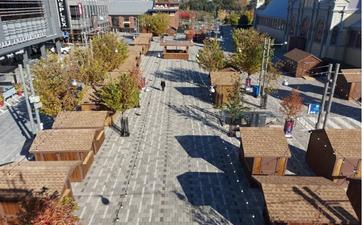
[70,79,78,87]
[210,85,215,93]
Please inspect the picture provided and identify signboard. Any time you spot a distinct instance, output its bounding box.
[57,0,70,29]
[308,103,320,114]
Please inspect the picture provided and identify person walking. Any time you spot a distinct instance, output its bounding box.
[161,81,166,91]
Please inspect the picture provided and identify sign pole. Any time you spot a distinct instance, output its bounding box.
[315,63,333,129]
[323,63,340,129]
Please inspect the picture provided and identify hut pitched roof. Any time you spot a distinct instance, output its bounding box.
[254,175,359,224]
[52,111,108,129]
[30,129,97,153]
[128,45,143,57]
[324,129,361,158]
[284,48,321,63]
[0,161,80,200]
[340,69,362,83]
[210,71,240,86]
[240,127,291,157]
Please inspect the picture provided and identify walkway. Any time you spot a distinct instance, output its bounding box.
[73,42,265,225]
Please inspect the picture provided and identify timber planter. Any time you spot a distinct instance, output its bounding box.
[29,129,99,182]
[306,129,361,185]
[0,161,79,224]
[254,175,360,225]
[239,127,291,177]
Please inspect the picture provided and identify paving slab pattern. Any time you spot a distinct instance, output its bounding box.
[73,43,265,225]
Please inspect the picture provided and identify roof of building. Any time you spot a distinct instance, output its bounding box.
[52,111,108,129]
[254,175,359,224]
[284,48,321,63]
[257,0,288,20]
[210,71,240,86]
[30,129,97,153]
[240,127,291,157]
[108,0,153,16]
[0,161,80,201]
[340,69,362,83]
[160,40,193,47]
[324,129,361,159]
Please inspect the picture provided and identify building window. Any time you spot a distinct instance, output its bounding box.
[314,19,324,42]
[300,17,310,38]
[290,16,296,34]
[348,30,361,48]
[70,5,81,20]
[330,26,339,45]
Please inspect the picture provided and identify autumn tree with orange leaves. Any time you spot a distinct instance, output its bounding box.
[280,90,303,119]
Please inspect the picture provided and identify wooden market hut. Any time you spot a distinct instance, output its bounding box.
[240,127,291,177]
[160,40,193,60]
[335,69,361,101]
[253,175,360,225]
[52,111,109,148]
[128,45,143,66]
[210,71,240,106]
[306,129,361,185]
[283,48,322,77]
[0,161,79,224]
[347,178,361,221]
[29,129,100,182]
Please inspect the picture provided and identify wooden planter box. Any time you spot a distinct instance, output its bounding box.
[240,128,291,177]
[30,129,100,182]
[254,175,360,225]
[306,129,361,185]
[0,161,78,224]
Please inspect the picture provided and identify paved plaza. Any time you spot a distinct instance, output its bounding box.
[0,30,360,225]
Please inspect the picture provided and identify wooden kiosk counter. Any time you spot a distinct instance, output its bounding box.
[240,127,291,177]
[0,161,79,224]
[29,129,99,182]
[160,40,193,60]
[210,71,240,106]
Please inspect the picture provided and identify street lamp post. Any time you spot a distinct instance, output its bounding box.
[259,39,287,108]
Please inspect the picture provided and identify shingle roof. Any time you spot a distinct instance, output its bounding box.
[340,69,362,83]
[210,71,240,86]
[0,161,80,200]
[324,129,361,159]
[128,45,143,58]
[284,48,321,63]
[52,111,108,129]
[108,0,153,16]
[240,127,291,157]
[254,175,359,224]
[30,129,97,153]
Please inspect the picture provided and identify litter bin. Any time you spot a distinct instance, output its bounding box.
[252,85,260,97]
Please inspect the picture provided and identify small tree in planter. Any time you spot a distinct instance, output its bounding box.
[196,39,225,76]
[15,83,23,96]
[280,90,303,137]
[0,94,4,107]
[224,80,249,136]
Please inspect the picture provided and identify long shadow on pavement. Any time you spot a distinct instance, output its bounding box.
[175,135,265,225]
[154,68,209,87]
[271,89,361,122]
[287,144,314,176]
[174,86,212,104]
